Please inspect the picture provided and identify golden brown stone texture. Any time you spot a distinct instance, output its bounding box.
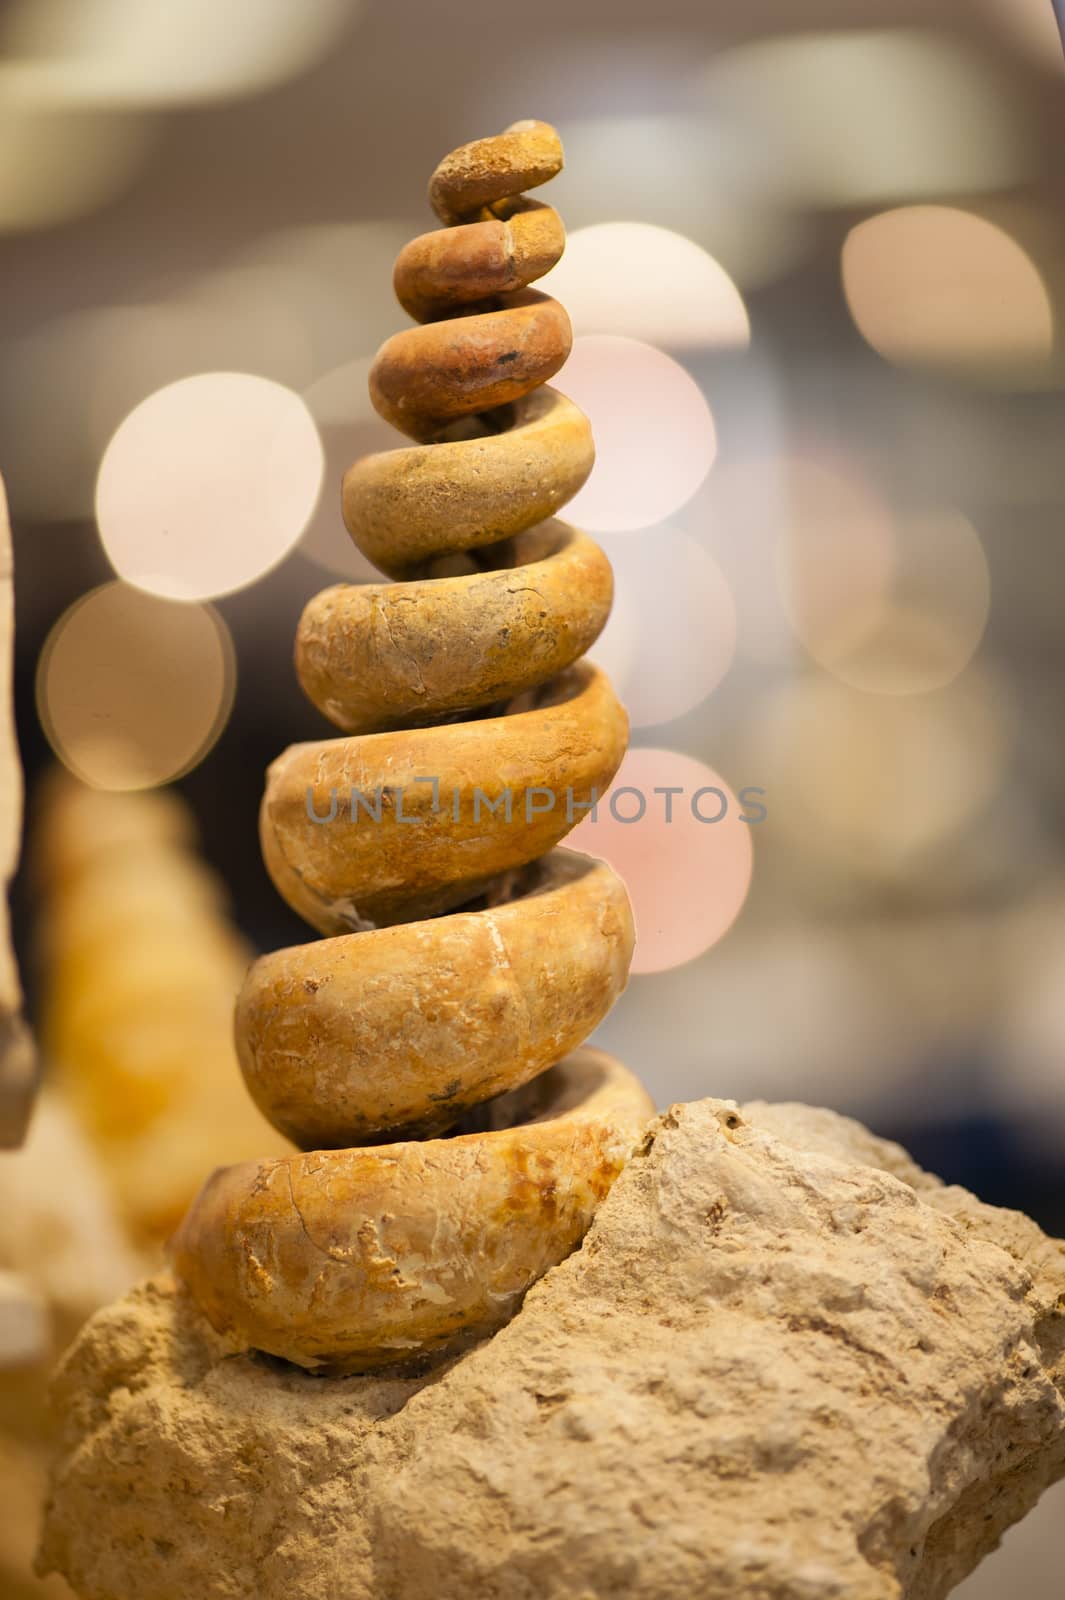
[172,121,652,1370]
[235,852,633,1148]
[172,1050,650,1373]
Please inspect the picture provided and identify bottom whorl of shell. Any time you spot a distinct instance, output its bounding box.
[171,1049,653,1374]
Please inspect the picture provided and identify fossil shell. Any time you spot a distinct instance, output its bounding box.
[171,1048,652,1373]
[173,120,651,1373]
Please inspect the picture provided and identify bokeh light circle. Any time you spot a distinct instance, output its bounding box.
[0,97,151,233]
[37,581,236,791]
[543,223,750,350]
[0,226,409,525]
[770,454,895,666]
[842,207,1054,376]
[704,31,1030,208]
[300,356,396,582]
[554,112,811,291]
[980,0,1065,75]
[591,530,736,727]
[700,455,813,667]
[777,478,991,694]
[2,0,360,108]
[568,747,754,974]
[96,372,324,600]
[745,673,1006,882]
[560,337,716,533]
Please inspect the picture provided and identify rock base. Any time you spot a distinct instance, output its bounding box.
[39,1099,1065,1600]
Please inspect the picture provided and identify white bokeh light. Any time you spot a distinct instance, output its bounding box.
[744,671,1007,883]
[591,530,736,727]
[0,94,151,232]
[569,748,754,975]
[0,225,406,524]
[772,455,896,673]
[543,223,749,350]
[239,222,415,375]
[555,113,811,290]
[780,507,991,696]
[1,0,360,107]
[560,337,716,533]
[96,372,324,600]
[842,207,1054,379]
[300,356,396,583]
[704,30,1031,208]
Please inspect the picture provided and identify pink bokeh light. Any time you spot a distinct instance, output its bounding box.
[568,747,755,975]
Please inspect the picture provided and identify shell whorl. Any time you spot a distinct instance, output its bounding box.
[171,121,653,1373]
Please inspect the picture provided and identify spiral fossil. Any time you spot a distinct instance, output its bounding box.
[172,120,654,1373]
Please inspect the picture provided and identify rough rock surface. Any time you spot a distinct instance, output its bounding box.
[39,1098,1065,1600]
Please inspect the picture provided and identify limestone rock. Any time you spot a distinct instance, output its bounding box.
[39,1098,1065,1600]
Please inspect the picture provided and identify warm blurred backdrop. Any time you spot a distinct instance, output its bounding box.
[1,1,1064,1589]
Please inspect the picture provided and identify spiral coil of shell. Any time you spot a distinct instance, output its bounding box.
[173,121,653,1374]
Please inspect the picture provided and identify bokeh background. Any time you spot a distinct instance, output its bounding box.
[1,1,1064,1594]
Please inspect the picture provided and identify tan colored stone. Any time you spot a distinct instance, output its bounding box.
[40,1098,1065,1599]
[296,520,612,733]
[394,198,565,323]
[428,119,564,225]
[260,659,628,934]
[370,290,571,441]
[342,386,594,578]
[171,1049,652,1373]
[237,851,633,1147]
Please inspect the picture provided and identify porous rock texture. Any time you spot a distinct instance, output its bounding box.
[39,1097,1065,1600]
